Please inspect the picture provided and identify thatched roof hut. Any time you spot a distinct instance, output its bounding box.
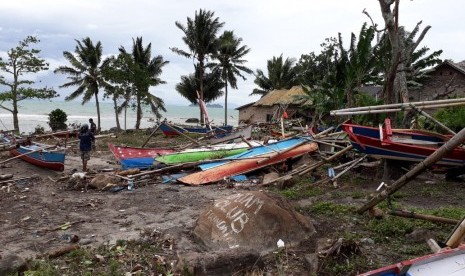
[253,86,312,107]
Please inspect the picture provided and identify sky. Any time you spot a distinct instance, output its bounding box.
[0,0,464,107]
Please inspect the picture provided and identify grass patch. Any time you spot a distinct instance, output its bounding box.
[309,202,355,216]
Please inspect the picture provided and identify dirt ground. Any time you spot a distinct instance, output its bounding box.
[1,135,465,275]
[0,144,241,259]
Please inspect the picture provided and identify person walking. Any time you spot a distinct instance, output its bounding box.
[89,118,97,150]
[79,124,94,172]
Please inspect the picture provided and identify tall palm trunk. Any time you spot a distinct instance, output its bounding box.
[199,58,205,125]
[224,81,229,125]
[135,94,142,129]
[94,93,101,132]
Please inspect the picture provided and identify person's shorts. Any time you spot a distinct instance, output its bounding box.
[80,151,91,161]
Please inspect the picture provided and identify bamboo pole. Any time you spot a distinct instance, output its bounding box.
[164,123,203,146]
[409,104,456,135]
[332,102,465,116]
[388,210,459,225]
[258,145,353,187]
[358,126,465,214]
[446,216,465,248]
[331,97,465,114]
[141,124,161,148]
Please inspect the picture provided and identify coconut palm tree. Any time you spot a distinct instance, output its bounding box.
[211,30,252,125]
[54,37,109,131]
[176,66,224,107]
[252,55,298,97]
[171,9,224,124]
[119,37,169,129]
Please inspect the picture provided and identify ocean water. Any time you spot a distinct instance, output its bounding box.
[0,100,239,134]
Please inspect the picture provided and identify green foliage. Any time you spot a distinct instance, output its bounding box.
[366,216,415,241]
[171,9,225,124]
[176,68,224,104]
[33,124,45,135]
[0,36,58,131]
[310,202,355,216]
[352,93,386,126]
[433,106,465,133]
[252,54,298,97]
[48,109,68,131]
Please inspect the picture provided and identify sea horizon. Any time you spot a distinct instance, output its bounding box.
[0,99,239,134]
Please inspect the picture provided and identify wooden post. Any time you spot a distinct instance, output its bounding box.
[389,210,459,225]
[358,126,465,214]
[446,215,465,248]
[141,124,161,148]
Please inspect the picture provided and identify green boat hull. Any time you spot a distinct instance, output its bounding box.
[156,148,248,164]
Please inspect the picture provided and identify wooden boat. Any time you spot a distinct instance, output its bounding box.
[178,137,318,185]
[159,122,233,137]
[9,142,66,171]
[341,121,465,167]
[108,143,176,169]
[207,124,253,144]
[359,243,465,275]
[155,141,261,165]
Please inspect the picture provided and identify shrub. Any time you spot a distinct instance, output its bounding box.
[33,125,45,135]
[48,109,68,131]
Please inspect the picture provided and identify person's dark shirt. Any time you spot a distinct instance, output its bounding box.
[90,122,97,134]
[79,131,94,152]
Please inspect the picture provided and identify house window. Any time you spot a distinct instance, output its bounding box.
[266,114,273,122]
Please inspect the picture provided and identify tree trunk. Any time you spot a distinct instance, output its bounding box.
[379,0,401,105]
[113,97,121,132]
[135,95,142,129]
[224,82,229,125]
[12,101,19,132]
[94,93,101,132]
[199,59,205,125]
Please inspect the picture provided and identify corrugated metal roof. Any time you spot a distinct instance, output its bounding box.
[253,86,311,107]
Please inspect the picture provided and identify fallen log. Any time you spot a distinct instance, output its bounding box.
[47,244,80,259]
[388,210,459,225]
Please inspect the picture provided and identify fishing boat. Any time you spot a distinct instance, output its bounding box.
[159,122,233,137]
[207,124,253,144]
[359,243,465,276]
[108,143,176,169]
[178,137,318,185]
[9,142,66,171]
[155,141,261,165]
[341,120,465,167]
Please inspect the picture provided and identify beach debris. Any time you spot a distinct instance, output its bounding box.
[193,191,315,253]
[46,244,80,259]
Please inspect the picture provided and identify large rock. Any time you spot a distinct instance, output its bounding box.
[193,191,315,253]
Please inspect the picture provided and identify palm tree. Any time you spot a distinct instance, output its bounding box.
[211,31,252,125]
[120,37,169,129]
[171,9,224,124]
[176,67,224,106]
[252,54,298,97]
[54,37,109,131]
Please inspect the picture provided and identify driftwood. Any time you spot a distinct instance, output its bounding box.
[388,210,459,225]
[259,145,353,187]
[358,126,465,214]
[47,244,80,259]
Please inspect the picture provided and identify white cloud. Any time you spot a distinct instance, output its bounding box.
[0,0,463,106]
